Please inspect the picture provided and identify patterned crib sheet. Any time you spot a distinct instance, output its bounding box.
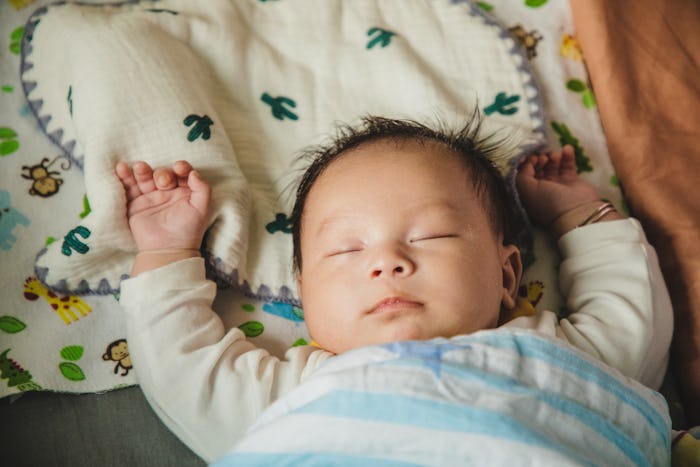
[0,0,624,399]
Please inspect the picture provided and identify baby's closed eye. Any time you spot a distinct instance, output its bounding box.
[409,233,460,242]
[326,245,364,257]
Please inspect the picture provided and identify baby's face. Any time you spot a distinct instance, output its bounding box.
[298,139,520,354]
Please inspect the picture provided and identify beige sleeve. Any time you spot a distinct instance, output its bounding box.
[119,257,332,462]
[504,219,673,389]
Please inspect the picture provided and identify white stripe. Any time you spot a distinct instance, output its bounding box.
[232,413,589,466]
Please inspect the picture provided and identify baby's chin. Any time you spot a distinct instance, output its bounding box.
[328,327,454,354]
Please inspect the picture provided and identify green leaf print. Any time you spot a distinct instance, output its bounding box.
[566,79,586,92]
[59,362,86,381]
[0,316,26,334]
[566,79,596,109]
[582,90,596,109]
[0,127,19,156]
[79,194,91,219]
[9,27,24,55]
[239,321,264,338]
[60,345,84,361]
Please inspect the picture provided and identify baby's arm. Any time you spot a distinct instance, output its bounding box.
[115,160,210,275]
[115,161,332,460]
[513,146,673,388]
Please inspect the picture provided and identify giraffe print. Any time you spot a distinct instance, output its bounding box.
[23,277,92,325]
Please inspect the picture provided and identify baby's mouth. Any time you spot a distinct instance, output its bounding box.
[368,296,423,315]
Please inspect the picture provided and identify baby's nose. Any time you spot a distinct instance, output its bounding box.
[369,248,415,279]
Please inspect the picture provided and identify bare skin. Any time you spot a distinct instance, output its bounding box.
[115,160,211,276]
[516,145,622,236]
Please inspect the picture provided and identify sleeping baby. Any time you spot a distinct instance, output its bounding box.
[116,115,673,465]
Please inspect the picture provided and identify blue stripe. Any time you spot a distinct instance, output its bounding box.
[465,332,669,440]
[367,335,665,464]
[213,452,422,467]
[412,360,651,466]
[299,390,597,466]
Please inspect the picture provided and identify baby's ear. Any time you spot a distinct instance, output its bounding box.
[500,244,522,311]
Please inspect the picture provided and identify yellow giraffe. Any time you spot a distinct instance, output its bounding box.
[23,277,92,325]
[560,34,583,61]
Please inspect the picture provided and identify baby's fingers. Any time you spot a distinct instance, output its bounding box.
[153,167,178,190]
[132,161,158,194]
[187,170,212,216]
[516,160,538,194]
[560,145,576,172]
[544,151,562,177]
[173,160,194,188]
[517,157,536,178]
[115,161,142,201]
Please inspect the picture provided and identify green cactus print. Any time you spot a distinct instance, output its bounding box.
[367,27,396,49]
[550,121,593,173]
[484,92,520,116]
[184,114,214,141]
[265,213,293,234]
[61,225,91,256]
[261,93,298,121]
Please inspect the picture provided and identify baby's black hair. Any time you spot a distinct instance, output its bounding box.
[290,112,524,273]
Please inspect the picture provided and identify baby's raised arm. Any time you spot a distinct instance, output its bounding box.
[115,161,332,461]
[115,160,211,275]
[513,146,672,388]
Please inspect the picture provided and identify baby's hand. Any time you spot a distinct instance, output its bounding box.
[516,146,608,236]
[116,160,211,252]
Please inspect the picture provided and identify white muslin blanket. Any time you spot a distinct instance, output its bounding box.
[21,0,544,303]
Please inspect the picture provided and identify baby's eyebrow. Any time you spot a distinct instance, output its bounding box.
[405,200,466,218]
[313,201,465,236]
[313,214,361,238]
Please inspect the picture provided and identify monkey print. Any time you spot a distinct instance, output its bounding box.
[508,24,543,60]
[21,155,72,198]
[102,339,133,376]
